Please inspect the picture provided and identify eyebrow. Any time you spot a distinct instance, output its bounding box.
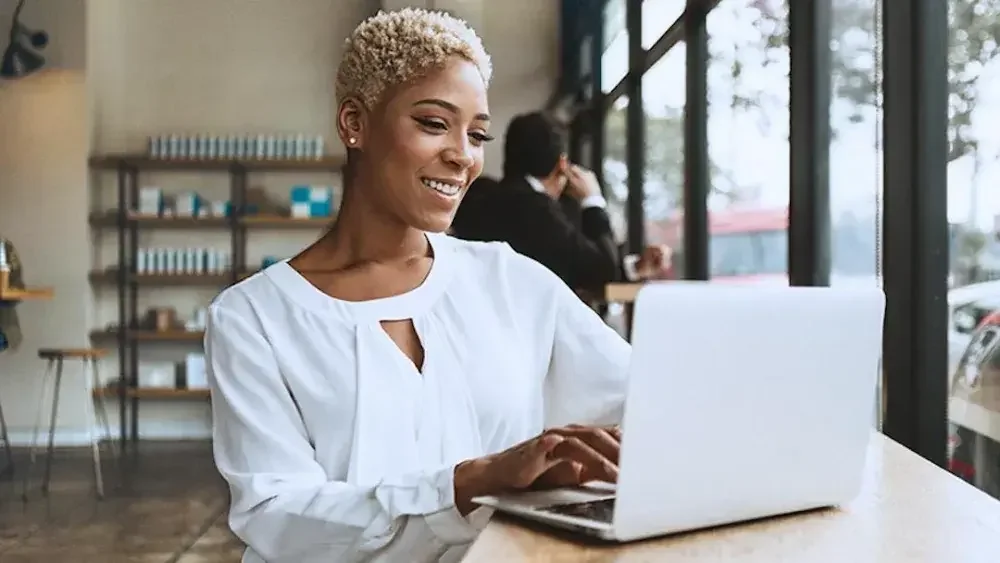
[413,98,490,122]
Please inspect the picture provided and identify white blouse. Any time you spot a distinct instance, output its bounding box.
[206,232,631,563]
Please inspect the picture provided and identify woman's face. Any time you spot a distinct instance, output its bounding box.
[341,57,491,233]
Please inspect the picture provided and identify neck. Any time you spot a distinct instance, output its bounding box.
[319,179,428,267]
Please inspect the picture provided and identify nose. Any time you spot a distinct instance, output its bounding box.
[443,136,475,170]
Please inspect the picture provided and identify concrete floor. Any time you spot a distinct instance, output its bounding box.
[0,441,244,562]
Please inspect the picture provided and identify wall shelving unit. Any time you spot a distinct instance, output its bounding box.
[88,153,345,445]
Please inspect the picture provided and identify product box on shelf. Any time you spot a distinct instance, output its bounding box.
[290,185,334,218]
[185,354,208,389]
[131,186,231,219]
[138,361,178,389]
[138,187,163,216]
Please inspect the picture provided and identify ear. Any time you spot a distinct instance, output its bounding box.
[544,153,569,183]
[555,153,569,175]
[337,97,368,150]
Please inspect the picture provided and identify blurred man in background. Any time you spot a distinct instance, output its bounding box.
[452,111,666,292]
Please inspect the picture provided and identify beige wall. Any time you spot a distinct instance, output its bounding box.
[0,0,557,444]
[0,0,90,445]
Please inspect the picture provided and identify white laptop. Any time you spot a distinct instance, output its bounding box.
[473,282,885,542]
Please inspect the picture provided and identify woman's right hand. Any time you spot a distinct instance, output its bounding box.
[454,425,621,514]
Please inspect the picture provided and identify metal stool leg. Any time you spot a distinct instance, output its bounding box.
[21,358,55,500]
[41,357,64,495]
[0,395,13,480]
[87,357,116,498]
[90,358,119,463]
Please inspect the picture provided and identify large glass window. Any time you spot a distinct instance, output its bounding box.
[602,94,631,338]
[710,219,788,278]
[642,0,685,48]
[602,0,629,92]
[602,36,687,253]
[826,0,883,426]
[945,0,1000,500]
[642,43,686,261]
[706,0,790,284]
[829,0,882,286]
[603,95,631,244]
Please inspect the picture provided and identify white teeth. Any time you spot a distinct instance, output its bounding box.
[422,178,460,196]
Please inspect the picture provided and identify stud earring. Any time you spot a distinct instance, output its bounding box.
[348,137,356,145]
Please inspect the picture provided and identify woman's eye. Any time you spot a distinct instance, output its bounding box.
[415,117,447,131]
[415,117,492,145]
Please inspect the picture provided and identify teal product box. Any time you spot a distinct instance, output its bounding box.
[290,185,334,218]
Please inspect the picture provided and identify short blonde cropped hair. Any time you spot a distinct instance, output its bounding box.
[335,8,493,109]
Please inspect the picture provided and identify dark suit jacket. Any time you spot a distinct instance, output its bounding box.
[451,176,622,291]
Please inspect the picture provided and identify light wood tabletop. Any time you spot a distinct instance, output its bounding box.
[604,282,644,303]
[0,286,54,300]
[462,434,1000,563]
[0,270,53,301]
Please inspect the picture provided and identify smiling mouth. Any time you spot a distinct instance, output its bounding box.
[422,178,462,197]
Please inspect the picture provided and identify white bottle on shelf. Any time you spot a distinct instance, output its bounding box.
[136,249,148,274]
[168,135,180,160]
[314,135,324,159]
[206,250,218,274]
[195,248,207,274]
[255,134,266,160]
[165,248,177,274]
[152,248,165,274]
[295,133,306,159]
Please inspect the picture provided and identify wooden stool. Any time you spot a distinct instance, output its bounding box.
[21,348,119,499]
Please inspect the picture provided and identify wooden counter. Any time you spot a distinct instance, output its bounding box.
[605,282,643,303]
[462,434,1000,563]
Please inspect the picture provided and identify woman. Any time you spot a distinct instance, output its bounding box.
[206,8,630,563]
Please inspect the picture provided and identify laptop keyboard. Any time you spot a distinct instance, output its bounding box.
[537,498,616,523]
